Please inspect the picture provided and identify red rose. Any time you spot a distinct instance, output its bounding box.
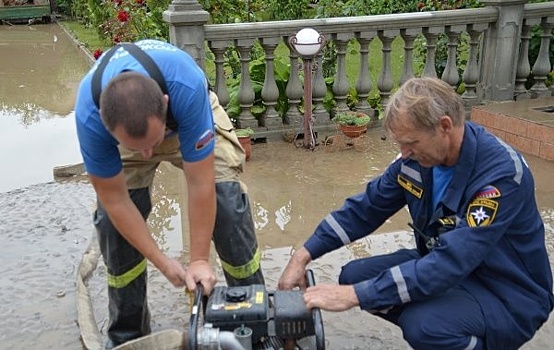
[117,10,129,22]
[93,49,103,60]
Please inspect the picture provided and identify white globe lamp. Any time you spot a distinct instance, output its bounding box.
[292,28,323,58]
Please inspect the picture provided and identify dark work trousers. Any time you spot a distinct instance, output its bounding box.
[94,91,265,348]
[95,183,264,348]
[213,181,265,286]
[95,188,152,349]
[339,249,485,350]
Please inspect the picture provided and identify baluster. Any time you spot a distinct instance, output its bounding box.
[312,53,328,122]
[377,30,398,110]
[400,28,420,86]
[422,27,441,78]
[208,40,230,108]
[442,26,463,89]
[259,37,281,130]
[530,17,554,99]
[515,19,535,100]
[462,24,487,107]
[235,38,257,129]
[332,33,352,114]
[284,36,303,128]
[355,31,377,122]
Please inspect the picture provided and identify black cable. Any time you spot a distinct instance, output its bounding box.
[407,222,441,250]
[188,283,204,350]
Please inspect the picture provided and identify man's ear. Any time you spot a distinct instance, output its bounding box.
[439,115,453,133]
[164,94,169,104]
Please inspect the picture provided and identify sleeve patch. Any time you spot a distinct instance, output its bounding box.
[195,129,215,151]
[466,198,498,227]
[474,185,501,199]
[397,174,423,199]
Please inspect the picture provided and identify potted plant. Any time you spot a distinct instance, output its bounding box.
[235,127,255,161]
[332,111,371,138]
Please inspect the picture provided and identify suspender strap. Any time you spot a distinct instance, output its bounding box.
[91,43,177,131]
[91,45,119,108]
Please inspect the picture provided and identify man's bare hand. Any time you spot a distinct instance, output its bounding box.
[278,263,306,290]
[278,247,312,290]
[159,258,189,288]
[304,284,359,312]
[184,259,217,295]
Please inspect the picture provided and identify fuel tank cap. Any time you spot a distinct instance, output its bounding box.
[225,287,248,302]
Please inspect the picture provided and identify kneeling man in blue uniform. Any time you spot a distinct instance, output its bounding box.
[279,77,553,349]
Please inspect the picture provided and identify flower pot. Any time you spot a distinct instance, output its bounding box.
[238,136,252,161]
[339,124,367,138]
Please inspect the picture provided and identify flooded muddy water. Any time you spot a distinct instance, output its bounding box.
[0,23,91,193]
[1,23,554,350]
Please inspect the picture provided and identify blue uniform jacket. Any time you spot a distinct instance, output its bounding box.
[304,122,553,348]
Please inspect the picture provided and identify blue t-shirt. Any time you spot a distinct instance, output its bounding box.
[432,165,454,212]
[74,39,215,178]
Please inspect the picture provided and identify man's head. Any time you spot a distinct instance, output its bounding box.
[383,77,465,167]
[99,72,168,158]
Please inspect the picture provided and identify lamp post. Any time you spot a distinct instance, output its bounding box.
[289,28,325,149]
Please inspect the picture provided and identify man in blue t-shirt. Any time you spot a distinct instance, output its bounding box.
[75,39,264,348]
[279,77,553,349]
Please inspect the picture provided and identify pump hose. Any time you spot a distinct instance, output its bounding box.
[76,230,103,350]
[76,231,242,350]
[76,231,187,350]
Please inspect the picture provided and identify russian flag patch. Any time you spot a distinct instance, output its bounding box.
[195,129,215,151]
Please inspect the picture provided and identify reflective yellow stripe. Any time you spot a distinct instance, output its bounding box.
[220,249,261,280]
[107,259,147,288]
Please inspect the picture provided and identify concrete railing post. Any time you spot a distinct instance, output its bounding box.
[479,0,527,102]
[163,0,209,70]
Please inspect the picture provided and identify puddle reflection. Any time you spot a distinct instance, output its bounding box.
[0,24,91,193]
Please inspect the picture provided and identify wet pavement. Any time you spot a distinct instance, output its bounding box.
[1,23,554,350]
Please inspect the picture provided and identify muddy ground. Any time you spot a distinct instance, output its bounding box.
[1,137,553,349]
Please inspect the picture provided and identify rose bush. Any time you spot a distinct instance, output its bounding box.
[82,0,170,58]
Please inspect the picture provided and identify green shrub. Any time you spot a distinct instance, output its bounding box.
[235,127,255,137]
[332,111,371,126]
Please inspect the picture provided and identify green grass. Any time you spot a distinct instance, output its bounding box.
[348,37,407,96]
[59,19,111,52]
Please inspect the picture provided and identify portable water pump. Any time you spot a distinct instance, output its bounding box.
[188,270,325,350]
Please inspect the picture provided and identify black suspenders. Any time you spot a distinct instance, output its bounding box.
[91,43,177,131]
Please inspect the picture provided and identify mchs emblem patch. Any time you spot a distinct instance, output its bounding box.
[467,198,498,227]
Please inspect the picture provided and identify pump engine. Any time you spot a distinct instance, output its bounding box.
[188,270,325,350]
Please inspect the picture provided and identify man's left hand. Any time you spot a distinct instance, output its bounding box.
[303,284,359,312]
[184,259,217,295]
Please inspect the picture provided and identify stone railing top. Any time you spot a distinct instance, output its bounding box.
[204,7,498,41]
[524,2,554,20]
